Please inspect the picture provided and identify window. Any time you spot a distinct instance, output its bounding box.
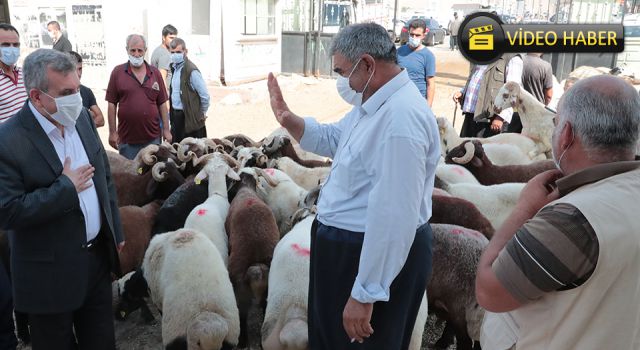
[243,0,275,35]
[192,0,211,35]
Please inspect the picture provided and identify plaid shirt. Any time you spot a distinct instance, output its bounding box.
[461,65,487,114]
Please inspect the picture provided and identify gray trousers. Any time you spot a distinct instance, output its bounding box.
[118,137,161,160]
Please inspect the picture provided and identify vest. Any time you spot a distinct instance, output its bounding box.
[512,168,640,349]
[470,53,522,121]
[170,57,205,133]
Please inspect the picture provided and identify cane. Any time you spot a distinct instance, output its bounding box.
[452,101,458,128]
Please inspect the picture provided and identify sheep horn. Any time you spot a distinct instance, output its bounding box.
[140,144,159,165]
[193,153,216,167]
[214,144,225,153]
[221,153,240,169]
[161,140,177,154]
[203,138,218,153]
[167,158,186,172]
[151,162,168,182]
[451,142,476,165]
[255,168,280,187]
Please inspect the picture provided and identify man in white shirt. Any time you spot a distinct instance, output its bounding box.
[267,23,440,349]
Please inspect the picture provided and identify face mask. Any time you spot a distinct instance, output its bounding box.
[41,91,83,128]
[170,52,184,65]
[0,47,19,66]
[128,55,144,67]
[336,58,375,106]
[408,36,422,48]
[551,125,574,173]
[47,31,56,39]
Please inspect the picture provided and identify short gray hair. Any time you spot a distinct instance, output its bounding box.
[23,49,76,93]
[329,22,396,64]
[169,37,186,50]
[126,34,147,50]
[557,75,640,156]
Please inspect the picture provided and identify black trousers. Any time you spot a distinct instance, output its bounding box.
[0,260,16,350]
[28,237,115,350]
[459,112,501,138]
[308,220,432,350]
[505,112,522,133]
[170,108,207,143]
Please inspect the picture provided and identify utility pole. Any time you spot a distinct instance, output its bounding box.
[392,0,399,40]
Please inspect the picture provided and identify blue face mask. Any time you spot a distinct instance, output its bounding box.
[0,47,19,66]
[408,36,422,48]
[171,53,184,65]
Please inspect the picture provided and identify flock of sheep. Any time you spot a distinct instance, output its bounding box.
[102,78,565,350]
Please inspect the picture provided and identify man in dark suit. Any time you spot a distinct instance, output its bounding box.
[0,49,123,350]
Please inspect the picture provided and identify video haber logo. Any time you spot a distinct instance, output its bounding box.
[458,12,624,65]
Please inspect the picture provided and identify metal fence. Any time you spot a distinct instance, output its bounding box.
[282,31,338,77]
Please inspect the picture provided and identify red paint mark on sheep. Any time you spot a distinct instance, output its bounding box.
[291,243,310,256]
[197,209,207,216]
[453,167,465,176]
[245,198,257,207]
[451,228,482,239]
[265,168,275,176]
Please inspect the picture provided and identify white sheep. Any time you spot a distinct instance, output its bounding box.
[438,180,525,230]
[183,153,240,265]
[437,117,544,163]
[143,228,240,349]
[244,167,308,236]
[436,164,480,185]
[267,156,330,190]
[493,81,556,157]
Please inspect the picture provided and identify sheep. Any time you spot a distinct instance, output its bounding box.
[435,164,480,185]
[267,156,330,190]
[261,213,313,350]
[244,167,308,236]
[151,176,209,236]
[177,137,219,164]
[431,195,495,239]
[108,145,163,206]
[493,81,556,157]
[428,223,488,350]
[264,128,333,165]
[437,117,545,162]
[446,140,556,185]
[261,135,332,168]
[224,133,262,148]
[437,177,525,230]
[232,146,268,168]
[119,229,240,349]
[183,153,241,264]
[117,200,162,275]
[225,169,280,349]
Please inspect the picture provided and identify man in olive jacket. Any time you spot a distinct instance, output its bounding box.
[0,49,123,350]
[168,37,210,142]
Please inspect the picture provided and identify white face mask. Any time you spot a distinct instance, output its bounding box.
[47,31,56,39]
[408,36,422,48]
[0,47,19,66]
[41,91,83,128]
[551,124,574,174]
[128,54,144,67]
[335,58,375,106]
[170,52,184,65]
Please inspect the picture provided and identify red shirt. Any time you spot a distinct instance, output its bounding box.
[105,62,168,144]
[0,66,27,123]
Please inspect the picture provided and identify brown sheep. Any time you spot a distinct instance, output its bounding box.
[117,200,162,275]
[262,135,332,168]
[431,194,495,239]
[446,140,555,185]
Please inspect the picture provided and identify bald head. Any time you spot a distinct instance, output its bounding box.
[558,75,640,158]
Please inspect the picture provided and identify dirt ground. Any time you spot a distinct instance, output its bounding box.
[16,41,469,350]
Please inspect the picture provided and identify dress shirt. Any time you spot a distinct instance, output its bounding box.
[300,69,440,303]
[29,102,101,241]
[170,62,210,112]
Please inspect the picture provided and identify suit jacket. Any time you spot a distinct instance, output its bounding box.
[0,101,123,314]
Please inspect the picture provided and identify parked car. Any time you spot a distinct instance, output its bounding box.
[399,18,446,46]
[387,19,406,43]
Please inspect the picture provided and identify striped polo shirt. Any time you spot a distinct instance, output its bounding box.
[0,66,27,123]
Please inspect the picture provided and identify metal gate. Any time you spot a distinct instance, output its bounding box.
[282,31,337,77]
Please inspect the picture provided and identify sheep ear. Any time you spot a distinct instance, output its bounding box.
[194,170,207,185]
[226,168,241,181]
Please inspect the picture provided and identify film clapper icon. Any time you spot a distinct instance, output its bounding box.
[469,25,494,50]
